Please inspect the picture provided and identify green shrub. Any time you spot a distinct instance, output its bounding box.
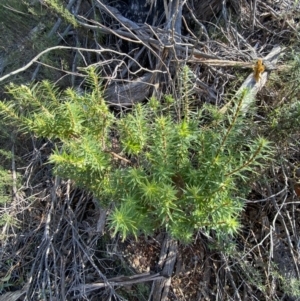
[0,68,273,243]
[267,52,300,140]
[0,166,12,206]
[0,123,21,233]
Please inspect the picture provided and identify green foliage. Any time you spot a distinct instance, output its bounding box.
[0,167,12,205]
[0,126,13,205]
[266,52,300,140]
[269,100,300,138]
[279,276,300,298]
[0,68,273,243]
[0,120,22,234]
[44,0,78,27]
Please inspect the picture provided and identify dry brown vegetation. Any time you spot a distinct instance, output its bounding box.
[0,0,300,300]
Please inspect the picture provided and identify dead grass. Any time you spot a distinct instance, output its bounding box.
[0,0,300,300]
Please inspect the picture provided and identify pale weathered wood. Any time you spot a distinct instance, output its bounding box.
[104,73,153,105]
[70,272,165,293]
[0,283,28,301]
[219,46,282,115]
[151,234,178,301]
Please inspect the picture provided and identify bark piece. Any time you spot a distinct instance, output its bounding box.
[219,45,282,115]
[151,234,178,301]
[104,73,153,105]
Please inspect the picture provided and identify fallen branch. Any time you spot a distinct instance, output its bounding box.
[219,45,283,114]
[0,283,28,301]
[151,234,178,301]
[70,272,165,293]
